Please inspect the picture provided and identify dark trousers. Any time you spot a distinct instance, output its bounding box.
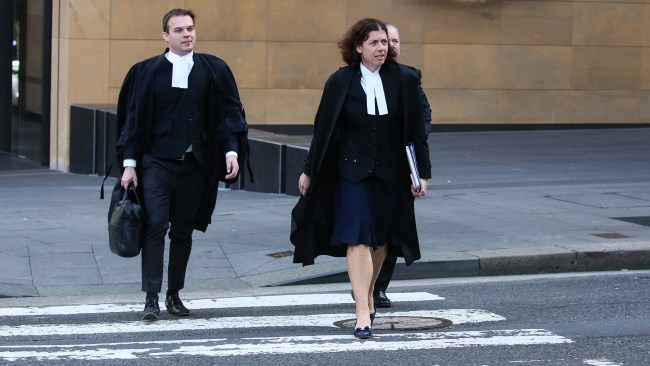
[140,153,206,293]
[375,255,397,292]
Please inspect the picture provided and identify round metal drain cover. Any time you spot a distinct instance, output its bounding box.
[333,316,452,331]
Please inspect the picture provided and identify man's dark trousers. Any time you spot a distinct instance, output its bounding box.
[375,254,397,292]
[140,153,206,293]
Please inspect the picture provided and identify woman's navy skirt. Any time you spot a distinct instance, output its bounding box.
[330,175,399,249]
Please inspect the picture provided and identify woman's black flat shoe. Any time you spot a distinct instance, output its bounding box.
[353,326,372,339]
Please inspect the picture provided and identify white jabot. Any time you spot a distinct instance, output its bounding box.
[359,63,388,115]
[166,51,194,89]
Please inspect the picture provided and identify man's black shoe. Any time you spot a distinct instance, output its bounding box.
[165,294,190,316]
[142,297,160,321]
[374,290,391,308]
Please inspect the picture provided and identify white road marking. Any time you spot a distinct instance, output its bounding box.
[0,329,572,361]
[0,292,442,317]
[0,309,502,337]
[583,359,622,366]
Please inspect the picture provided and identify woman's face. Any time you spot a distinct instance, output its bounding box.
[356,30,388,72]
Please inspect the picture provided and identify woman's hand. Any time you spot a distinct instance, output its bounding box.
[411,179,427,198]
[298,173,311,197]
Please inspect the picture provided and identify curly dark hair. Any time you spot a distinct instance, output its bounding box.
[338,18,396,67]
[162,8,195,33]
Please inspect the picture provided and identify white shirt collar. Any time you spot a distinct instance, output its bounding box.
[165,50,194,62]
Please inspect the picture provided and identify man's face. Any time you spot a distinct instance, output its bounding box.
[387,25,400,58]
[162,15,195,56]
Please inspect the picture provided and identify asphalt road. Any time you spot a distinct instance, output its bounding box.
[1,271,648,365]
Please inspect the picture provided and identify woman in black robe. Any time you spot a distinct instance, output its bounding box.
[291,18,431,339]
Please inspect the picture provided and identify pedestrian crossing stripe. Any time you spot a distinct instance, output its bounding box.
[0,309,504,337]
[0,292,442,317]
[0,292,576,361]
[0,329,573,361]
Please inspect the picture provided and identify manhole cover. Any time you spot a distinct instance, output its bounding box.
[591,232,630,239]
[267,250,294,258]
[333,316,452,331]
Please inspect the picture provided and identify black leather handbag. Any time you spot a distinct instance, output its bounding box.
[108,184,144,257]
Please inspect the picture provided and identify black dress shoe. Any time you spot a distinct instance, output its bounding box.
[353,326,372,339]
[142,297,160,321]
[374,290,391,308]
[165,294,190,316]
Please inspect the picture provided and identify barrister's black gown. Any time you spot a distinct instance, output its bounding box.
[290,61,431,266]
[109,50,248,292]
[113,50,248,232]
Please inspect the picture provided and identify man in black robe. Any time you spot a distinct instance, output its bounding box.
[116,8,247,321]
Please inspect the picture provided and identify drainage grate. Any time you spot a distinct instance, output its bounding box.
[591,233,630,239]
[267,250,294,258]
[612,216,650,227]
[334,316,453,331]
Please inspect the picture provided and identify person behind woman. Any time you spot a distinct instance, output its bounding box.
[372,22,433,309]
[290,18,431,339]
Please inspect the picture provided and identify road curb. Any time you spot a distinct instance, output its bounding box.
[2,246,649,298]
[261,244,650,286]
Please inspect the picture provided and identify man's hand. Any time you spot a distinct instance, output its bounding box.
[225,155,239,180]
[121,166,138,189]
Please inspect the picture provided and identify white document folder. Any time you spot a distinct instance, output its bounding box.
[406,142,421,192]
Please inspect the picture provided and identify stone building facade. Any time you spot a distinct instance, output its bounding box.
[8,0,650,171]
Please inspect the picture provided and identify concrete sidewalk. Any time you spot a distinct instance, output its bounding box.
[1,128,650,298]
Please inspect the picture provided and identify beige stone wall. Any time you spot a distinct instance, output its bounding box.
[422,0,650,125]
[51,0,650,169]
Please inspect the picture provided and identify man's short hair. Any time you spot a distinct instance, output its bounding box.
[162,8,195,33]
